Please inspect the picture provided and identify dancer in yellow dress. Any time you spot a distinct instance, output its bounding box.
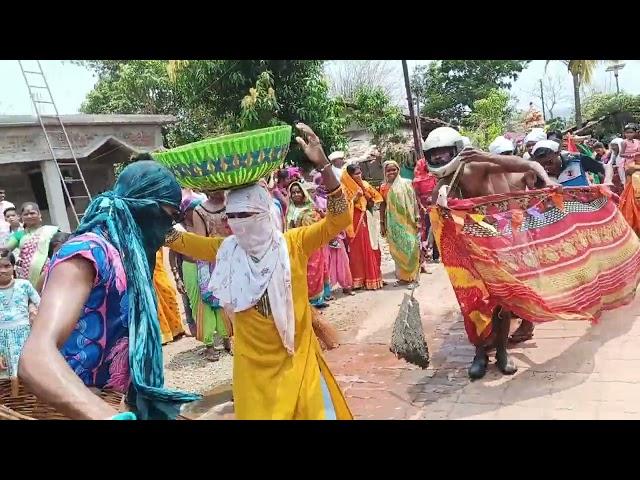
[166,123,352,420]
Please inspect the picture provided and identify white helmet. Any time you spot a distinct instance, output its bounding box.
[422,127,464,178]
[423,127,463,152]
[460,136,472,148]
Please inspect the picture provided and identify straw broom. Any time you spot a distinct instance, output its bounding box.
[390,289,430,368]
[311,308,340,351]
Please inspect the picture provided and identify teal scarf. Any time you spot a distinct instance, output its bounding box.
[75,161,200,420]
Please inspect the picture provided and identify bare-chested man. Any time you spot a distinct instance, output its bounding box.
[424,127,555,379]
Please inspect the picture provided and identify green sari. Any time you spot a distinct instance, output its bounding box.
[6,225,58,286]
[384,176,420,282]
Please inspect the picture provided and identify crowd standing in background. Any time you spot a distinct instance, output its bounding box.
[1,117,640,420]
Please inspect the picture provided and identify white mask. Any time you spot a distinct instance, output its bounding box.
[212,183,296,354]
[227,212,276,259]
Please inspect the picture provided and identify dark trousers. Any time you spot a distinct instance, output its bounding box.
[424,212,440,261]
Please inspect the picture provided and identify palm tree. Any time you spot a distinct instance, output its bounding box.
[545,60,616,126]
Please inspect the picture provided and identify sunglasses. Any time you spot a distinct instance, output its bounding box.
[160,207,185,225]
[226,212,257,219]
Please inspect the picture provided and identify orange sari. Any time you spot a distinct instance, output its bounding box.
[341,169,384,289]
[620,174,640,235]
[154,249,185,344]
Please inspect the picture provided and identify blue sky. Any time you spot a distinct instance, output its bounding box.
[1,60,638,119]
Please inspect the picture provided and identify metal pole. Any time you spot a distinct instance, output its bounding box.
[402,60,422,157]
[540,79,546,120]
[415,94,423,140]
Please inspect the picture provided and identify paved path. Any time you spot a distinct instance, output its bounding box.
[190,257,640,420]
[327,264,640,420]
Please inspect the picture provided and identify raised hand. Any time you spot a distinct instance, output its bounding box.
[295,123,330,168]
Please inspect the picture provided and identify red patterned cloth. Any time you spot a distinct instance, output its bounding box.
[431,186,640,346]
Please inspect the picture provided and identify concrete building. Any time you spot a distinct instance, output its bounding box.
[0,114,176,231]
[345,112,450,184]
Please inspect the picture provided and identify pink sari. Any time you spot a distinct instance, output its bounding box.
[328,233,353,289]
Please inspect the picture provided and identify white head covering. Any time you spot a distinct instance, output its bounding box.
[258,178,285,233]
[489,136,514,155]
[525,128,547,145]
[209,183,295,354]
[460,136,472,147]
[532,139,560,156]
[328,151,345,162]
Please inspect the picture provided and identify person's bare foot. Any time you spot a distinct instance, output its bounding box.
[342,288,356,296]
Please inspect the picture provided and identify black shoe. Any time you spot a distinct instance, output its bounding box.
[495,349,517,375]
[468,353,489,380]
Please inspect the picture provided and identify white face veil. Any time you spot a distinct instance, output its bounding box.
[208,183,296,354]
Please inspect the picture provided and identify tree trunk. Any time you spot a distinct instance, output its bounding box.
[572,73,582,126]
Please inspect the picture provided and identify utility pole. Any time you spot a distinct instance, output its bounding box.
[402,60,422,158]
[540,79,546,120]
[606,63,626,94]
[414,93,423,140]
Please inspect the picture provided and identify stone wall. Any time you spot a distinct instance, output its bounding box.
[0,122,163,164]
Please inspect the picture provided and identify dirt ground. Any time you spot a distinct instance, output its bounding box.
[162,239,399,395]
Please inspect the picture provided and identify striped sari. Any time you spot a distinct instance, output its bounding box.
[431,186,640,346]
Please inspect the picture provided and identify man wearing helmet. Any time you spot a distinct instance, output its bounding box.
[522,128,547,160]
[424,126,555,380]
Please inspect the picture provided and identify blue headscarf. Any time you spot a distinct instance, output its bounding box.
[74,161,200,420]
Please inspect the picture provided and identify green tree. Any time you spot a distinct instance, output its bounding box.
[411,60,529,124]
[348,85,403,145]
[238,71,280,131]
[459,89,511,150]
[79,60,348,165]
[580,92,640,138]
[545,117,567,132]
[545,60,619,126]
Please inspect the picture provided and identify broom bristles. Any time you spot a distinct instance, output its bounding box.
[312,309,340,351]
[390,294,430,369]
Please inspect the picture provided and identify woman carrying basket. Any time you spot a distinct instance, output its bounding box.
[165,123,353,420]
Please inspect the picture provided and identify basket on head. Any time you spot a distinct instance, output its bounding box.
[151,125,292,191]
[390,291,430,369]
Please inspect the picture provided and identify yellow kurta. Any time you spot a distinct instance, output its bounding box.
[167,189,353,420]
[154,249,185,344]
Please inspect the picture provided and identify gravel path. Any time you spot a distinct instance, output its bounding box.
[163,337,233,394]
[162,231,396,396]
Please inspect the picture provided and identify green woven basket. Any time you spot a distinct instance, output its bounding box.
[152,125,292,190]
